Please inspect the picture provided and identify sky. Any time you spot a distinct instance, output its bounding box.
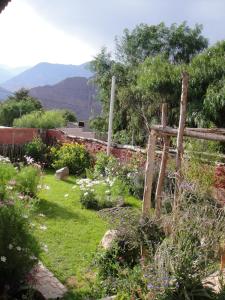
[0,0,225,68]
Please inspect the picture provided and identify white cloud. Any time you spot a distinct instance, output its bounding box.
[0,0,225,68]
[0,0,97,68]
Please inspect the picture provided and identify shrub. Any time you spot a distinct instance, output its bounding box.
[96,210,165,277]
[93,152,118,178]
[52,143,91,175]
[13,110,67,129]
[24,138,47,163]
[15,165,41,197]
[0,162,17,199]
[80,190,99,210]
[0,199,40,295]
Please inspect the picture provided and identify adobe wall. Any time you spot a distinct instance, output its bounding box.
[47,129,146,163]
[0,128,39,144]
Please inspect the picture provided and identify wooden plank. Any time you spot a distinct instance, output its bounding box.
[151,126,225,142]
[142,130,157,216]
[155,137,170,219]
[155,103,169,219]
[174,72,189,211]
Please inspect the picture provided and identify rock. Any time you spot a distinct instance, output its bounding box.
[101,229,118,250]
[55,167,69,180]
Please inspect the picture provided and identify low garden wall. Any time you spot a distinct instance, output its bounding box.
[0,128,39,144]
[47,129,146,163]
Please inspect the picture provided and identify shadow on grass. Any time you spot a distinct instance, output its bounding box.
[35,198,86,221]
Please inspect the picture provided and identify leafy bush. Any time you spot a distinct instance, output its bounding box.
[15,165,41,197]
[96,210,165,276]
[51,143,92,175]
[13,110,67,129]
[77,177,125,210]
[0,199,40,295]
[151,198,225,300]
[93,152,118,178]
[80,190,99,210]
[93,151,145,199]
[24,138,47,163]
[0,162,17,199]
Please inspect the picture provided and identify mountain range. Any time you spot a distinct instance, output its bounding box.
[1,62,93,91]
[0,65,28,84]
[29,76,100,121]
[0,86,12,100]
[0,62,100,121]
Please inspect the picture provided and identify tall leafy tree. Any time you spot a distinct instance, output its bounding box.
[90,22,208,145]
[0,89,42,126]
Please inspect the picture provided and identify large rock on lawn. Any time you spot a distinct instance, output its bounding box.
[55,167,69,180]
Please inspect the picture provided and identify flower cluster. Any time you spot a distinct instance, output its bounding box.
[0,155,10,163]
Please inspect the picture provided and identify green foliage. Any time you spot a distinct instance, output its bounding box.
[79,190,99,210]
[61,109,77,122]
[152,199,225,300]
[13,110,67,129]
[0,89,42,126]
[51,143,91,176]
[0,160,41,199]
[116,22,208,65]
[0,199,40,294]
[0,162,17,199]
[188,41,225,127]
[15,165,41,197]
[24,137,47,162]
[93,152,117,178]
[90,22,210,145]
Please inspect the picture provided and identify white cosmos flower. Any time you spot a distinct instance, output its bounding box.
[40,225,47,231]
[8,244,13,250]
[16,246,21,251]
[1,256,6,262]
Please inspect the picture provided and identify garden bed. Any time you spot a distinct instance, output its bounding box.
[31,171,140,299]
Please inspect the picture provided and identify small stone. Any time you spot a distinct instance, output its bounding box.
[55,167,69,180]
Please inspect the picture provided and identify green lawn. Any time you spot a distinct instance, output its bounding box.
[31,171,141,299]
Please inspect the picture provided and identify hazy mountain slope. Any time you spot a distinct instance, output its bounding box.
[0,65,29,84]
[2,62,93,91]
[0,86,12,100]
[29,76,101,121]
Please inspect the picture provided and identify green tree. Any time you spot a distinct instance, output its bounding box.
[0,88,42,126]
[61,109,77,122]
[115,22,208,65]
[90,22,208,145]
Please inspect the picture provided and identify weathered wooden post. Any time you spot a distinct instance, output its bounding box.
[107,76,116,156]
[155,104,170,219]
[142,130,157,216]
[173,72,189,212]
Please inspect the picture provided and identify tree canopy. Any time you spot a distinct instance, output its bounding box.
[0,89,43,126]
[90,22,225,145]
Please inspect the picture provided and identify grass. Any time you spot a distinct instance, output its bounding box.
[31,171,141,299]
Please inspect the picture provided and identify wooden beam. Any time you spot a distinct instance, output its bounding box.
[174,72,189,212]
[142,130,157,216]
[151,125,225,142]
[155,104,170,219]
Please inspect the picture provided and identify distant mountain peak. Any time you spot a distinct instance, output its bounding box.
[1,62,93,92]
[29,76,100,121]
